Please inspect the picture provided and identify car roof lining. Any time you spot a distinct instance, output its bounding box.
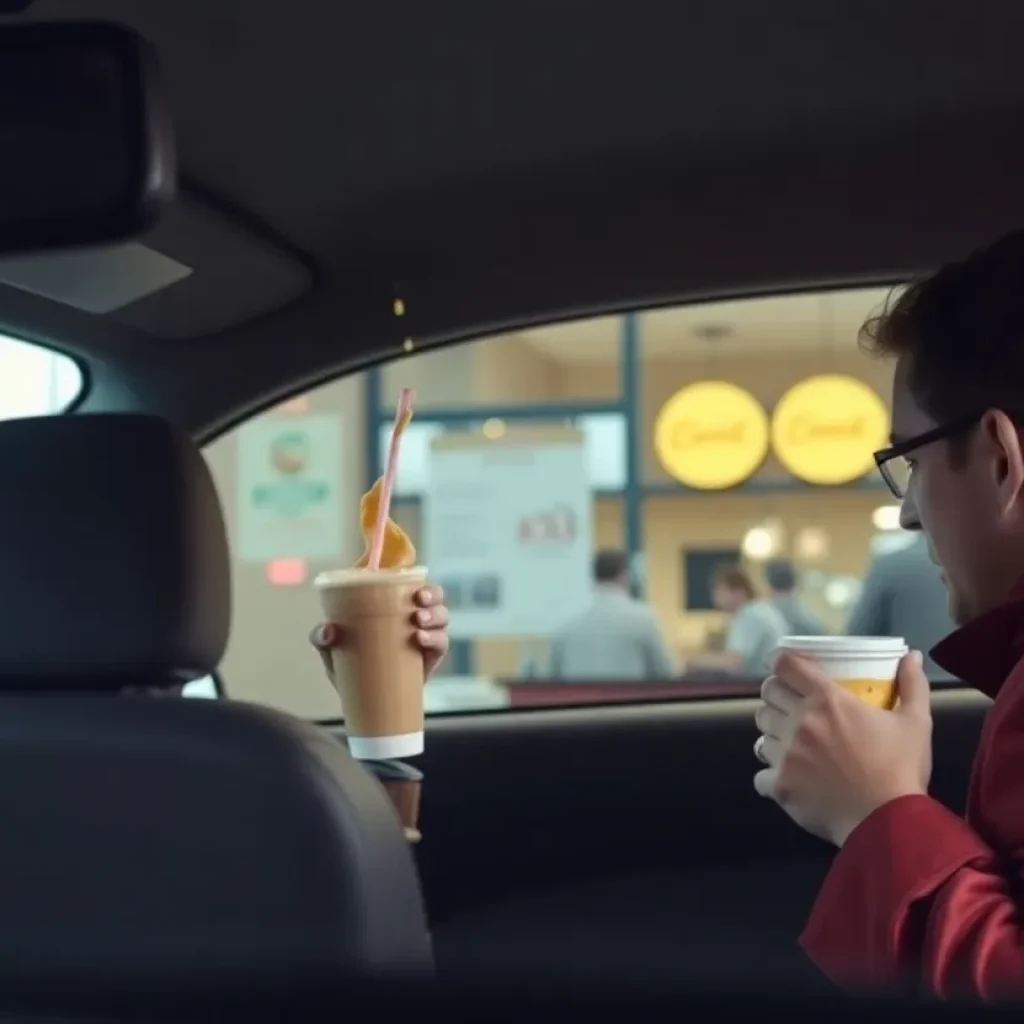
[6,0,1024,435]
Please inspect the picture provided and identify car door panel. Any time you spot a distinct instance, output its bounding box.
[330,689,987,982]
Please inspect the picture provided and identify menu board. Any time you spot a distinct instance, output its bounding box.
[423,427,593,638]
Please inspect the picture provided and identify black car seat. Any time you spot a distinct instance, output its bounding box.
[0,412,431,988]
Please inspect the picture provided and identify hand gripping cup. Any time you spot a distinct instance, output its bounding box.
[315,565,427,759]
[316,386,427,760]
[776,635,909,709]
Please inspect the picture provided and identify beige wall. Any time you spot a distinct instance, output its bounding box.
[204,376,366,719]
[205,328,894,714]
[382,333,568,408]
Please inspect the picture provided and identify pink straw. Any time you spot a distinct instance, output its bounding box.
[367,387,415,571]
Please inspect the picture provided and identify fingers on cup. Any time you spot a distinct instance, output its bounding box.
[754,734,783,766]
[761,674,805,712]
[415,584,445,607]
[754,703,783,738]
[309,622,340,649]
[412,605,449,630]
[753,767,779,799]
[773,651,832,698]
[417,629,447,650]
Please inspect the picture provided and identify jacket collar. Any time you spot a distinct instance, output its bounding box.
[931,577,1024,698]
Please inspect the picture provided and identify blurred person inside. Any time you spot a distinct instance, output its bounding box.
[548,549,677,680]
[764,557,825,637]
[685,564,788,677]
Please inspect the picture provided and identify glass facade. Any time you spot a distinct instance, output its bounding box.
[208,286,953,721]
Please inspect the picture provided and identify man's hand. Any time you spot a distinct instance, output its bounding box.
[753,650,933,846]
[311,582,450,681]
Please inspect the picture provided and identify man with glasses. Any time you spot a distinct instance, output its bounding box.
[752,231,1024,998]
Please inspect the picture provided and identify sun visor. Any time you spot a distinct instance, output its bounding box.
[0,243,193,314]
[0,190,311,339]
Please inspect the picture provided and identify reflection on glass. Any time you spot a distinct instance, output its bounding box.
[210,284,968,723]
[0,334,83,419]
[182,676,218,699]
[381,414,627,496]
[577,413,626,490]
[378,421,445,496]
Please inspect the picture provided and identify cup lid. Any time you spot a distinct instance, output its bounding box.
[777,635,908,656]
[313,565,428,588]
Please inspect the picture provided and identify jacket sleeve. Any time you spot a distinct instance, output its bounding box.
[801,706,1024,999]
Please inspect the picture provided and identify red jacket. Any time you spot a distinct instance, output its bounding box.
[801,583,1024,998]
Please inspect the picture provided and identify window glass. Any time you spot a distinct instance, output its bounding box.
[207,287,953,722]
[381,413,627,496]
[0,333,82,419]
[380,318,621,410]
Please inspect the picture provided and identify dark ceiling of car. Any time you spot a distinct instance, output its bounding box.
[4,0,1024,433]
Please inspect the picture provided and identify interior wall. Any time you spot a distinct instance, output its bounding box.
[382,332,567,407]
[204,375,366,719]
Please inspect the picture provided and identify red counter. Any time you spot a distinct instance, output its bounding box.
[497,677,762,708]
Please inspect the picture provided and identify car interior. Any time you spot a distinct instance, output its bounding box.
[5,0,1024,1017]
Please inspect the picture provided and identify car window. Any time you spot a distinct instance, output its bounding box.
[0,333,82,419]
[205,286,950,721]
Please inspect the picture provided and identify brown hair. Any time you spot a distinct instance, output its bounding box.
[712,564,755,600]
[593,549,629,584]
[860,231,1024,429]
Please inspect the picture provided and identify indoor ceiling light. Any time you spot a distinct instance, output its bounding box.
[741,526,777,561]
[872,504,902,532]
[795,526,829,562]
[824,577,861,609]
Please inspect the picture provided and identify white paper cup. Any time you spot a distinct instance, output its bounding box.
[776,635,909,709]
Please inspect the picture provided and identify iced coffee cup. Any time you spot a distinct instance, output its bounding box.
[315,565,428,760]
[775,635,909,709]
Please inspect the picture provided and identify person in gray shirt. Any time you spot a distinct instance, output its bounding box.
[844,533,956,682]
[686,564,789,677]
[765,557,826,636]
[548,549,678,680]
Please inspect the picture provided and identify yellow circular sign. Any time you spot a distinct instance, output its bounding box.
[653,381,769,490]
[771,374,889,485]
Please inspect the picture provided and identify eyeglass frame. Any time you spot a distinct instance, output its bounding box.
[873,415,982,499]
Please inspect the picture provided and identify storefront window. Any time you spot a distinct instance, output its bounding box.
[206,285,955,723]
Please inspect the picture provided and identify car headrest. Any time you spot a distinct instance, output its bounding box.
[0,694,432,981]
[0,412,229,689]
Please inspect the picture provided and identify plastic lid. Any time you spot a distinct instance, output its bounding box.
[777,635,908,655]
[313,565,428,588]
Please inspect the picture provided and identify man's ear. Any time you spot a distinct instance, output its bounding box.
[980,409,1024,518]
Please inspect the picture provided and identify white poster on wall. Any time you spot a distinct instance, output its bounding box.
[236,414,344,561]
[423,427,593,638]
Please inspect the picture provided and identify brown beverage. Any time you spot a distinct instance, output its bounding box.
[363,759,424,844]
[314,566,427,760]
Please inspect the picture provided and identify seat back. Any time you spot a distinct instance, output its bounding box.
[0,413,431,984]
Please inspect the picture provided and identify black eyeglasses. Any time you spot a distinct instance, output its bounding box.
[873,416,980,499]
